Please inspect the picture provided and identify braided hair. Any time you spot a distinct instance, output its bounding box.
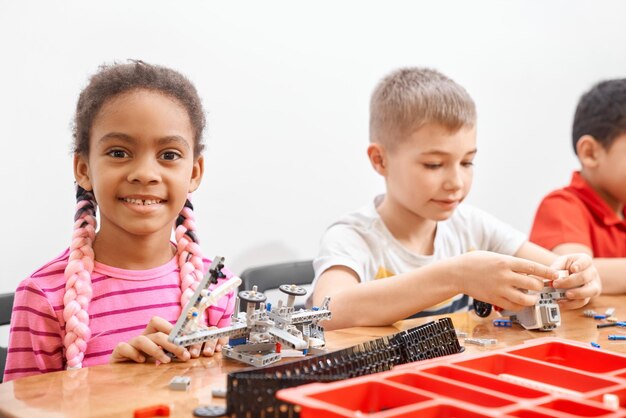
[175,198,205,317]
[65,61,207,369]
[63,186,97,369]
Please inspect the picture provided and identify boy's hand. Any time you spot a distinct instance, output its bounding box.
[551,253,601,310]
[457,251,557,312]
[110,316,191,364]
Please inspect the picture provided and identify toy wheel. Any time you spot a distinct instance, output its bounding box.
[238,289,267,303]
[279,284,307,296]
[473,299,492,318]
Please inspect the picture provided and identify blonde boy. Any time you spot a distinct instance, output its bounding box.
[531,79,626,294]
[311,68,600,330]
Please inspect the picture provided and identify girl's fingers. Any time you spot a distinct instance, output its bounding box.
[215,337,228,352]
[202,339,217,356]
[189,344,202,358]
[200,326,220,356]
[148,332,190,361]
[144,316,174,335]
[129,335,171,364]
[110,342,145,364]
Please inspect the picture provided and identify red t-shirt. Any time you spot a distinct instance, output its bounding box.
[530,171,626,257]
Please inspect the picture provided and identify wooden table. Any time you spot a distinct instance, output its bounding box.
[1,295,624,417]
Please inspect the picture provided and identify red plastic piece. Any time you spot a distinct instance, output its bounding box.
[276,342,282,354]
[133,404,170,418]
[277,337,626,417]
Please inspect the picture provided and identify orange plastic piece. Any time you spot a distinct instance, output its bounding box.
[133,404,170,418]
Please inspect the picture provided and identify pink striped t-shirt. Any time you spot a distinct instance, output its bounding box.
[4,249,237,382]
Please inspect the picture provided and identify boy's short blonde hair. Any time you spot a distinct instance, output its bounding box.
[370,67,476,147]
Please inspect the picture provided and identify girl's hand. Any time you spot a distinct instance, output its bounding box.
[551,253,601,310]
[109,316,191,364]
[187,328,228,357]
[456,251,557,312]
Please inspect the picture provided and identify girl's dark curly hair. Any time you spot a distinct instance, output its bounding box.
[73,60,206,157]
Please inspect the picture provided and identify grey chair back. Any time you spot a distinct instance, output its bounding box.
[0,292,15,383]
[239,260,314,310]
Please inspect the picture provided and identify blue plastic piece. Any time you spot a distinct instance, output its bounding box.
[608,335,626,341]
[493,319,512,327]
[229,337,247,346]
[594,315,607,319]
[312,307,319,311]
[302,349,308,355]
[590,342,601,348]
[266,302,272,311]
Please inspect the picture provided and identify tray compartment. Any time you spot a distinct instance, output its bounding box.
[537,399,615,416]
[389,403,497,417]
[508,341,626,374]
[588,386,626,410]
[454,354,617,394]
[422,365,548,399]
[385,371,515,407]
[506,408,570,417]
[307,380,432,415]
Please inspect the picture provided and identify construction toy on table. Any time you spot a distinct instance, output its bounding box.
[474,271,569,331]
[167,256,241,345]
[464,337,498,347]
[277,337,626,418]
[226,317,462,418]
[499,279,566,331]
[221,282,331,367]
[168,256,332,367]
[493,319,512,327]
[133,404,170,418]
[168,376,190,391]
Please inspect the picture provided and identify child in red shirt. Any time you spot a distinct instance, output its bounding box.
[531,79,626,293]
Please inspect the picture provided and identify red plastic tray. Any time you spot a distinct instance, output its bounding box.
[277,338,626,417]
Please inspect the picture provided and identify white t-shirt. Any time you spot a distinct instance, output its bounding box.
[310,195,527,317]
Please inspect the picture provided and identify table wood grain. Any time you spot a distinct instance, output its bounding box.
[1,295,624,417]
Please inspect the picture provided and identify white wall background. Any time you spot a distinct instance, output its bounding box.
[1,0,626,301]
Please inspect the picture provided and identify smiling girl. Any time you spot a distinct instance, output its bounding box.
[4,61,236,381]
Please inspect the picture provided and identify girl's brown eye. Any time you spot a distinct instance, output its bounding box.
[109,150,127,158]
[162,152,181,161]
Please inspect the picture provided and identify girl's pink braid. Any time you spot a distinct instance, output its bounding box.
[175,197,205,320]
[63,185,96,369]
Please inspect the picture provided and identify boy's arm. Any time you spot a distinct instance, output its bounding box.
[552,243,626,294]
[312,263,459,330]
[512,240,556,265]
[313,252,554,330]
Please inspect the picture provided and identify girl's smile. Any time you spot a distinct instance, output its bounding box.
[74,88,204,266]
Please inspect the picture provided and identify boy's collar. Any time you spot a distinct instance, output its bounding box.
[570,171,626,226]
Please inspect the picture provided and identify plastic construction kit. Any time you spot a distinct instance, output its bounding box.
[475,272,570,331]
[133,404,170,418]
[225,317,462,418]
[168,376,190,391]
[500,279,566,331]
[168,256,332,367]
[277,337,626,417]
